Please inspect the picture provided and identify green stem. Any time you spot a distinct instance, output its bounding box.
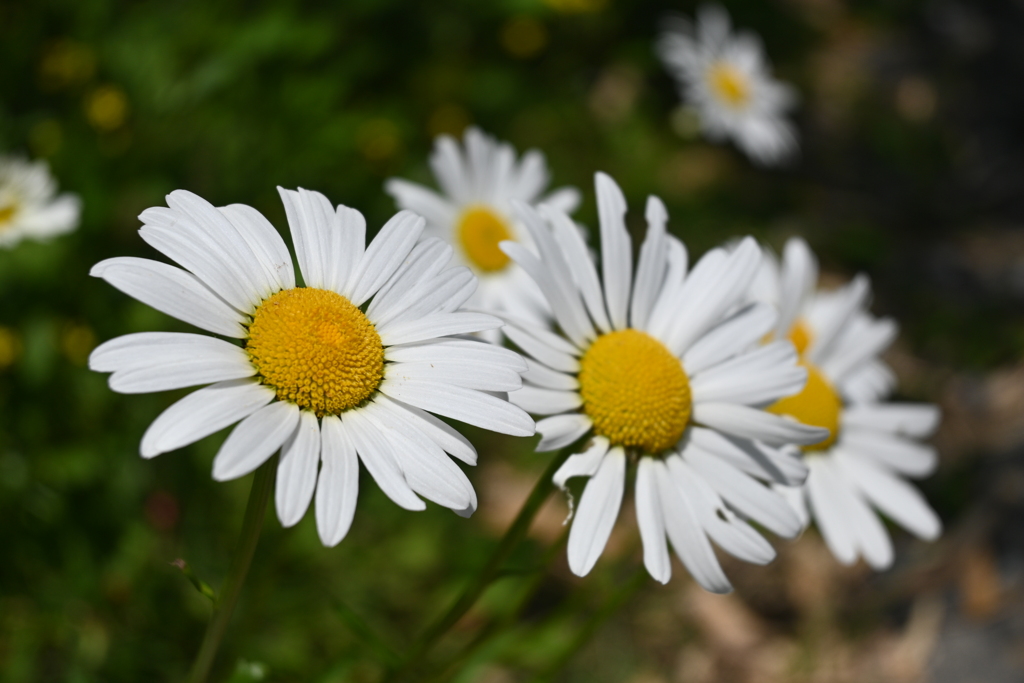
[386,444,576,682]
[187,458,276,683]
[532,569,647,683]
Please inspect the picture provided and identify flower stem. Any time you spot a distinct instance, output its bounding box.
[187,458,276,683]
[386,444,576,682]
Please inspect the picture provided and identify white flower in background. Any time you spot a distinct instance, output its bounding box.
[755,237,942,569]
[656,4,798,166]
[502,173,827,592]
[89,188,534,545]
[0,156,81,248]
[385,127,580,326]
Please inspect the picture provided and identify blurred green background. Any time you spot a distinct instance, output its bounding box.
[2,1,1024,681]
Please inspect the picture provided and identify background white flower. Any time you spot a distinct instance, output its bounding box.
[90,188,534,546]
[385,127,580,326]
[502,173,828,592]
[755,237,943,569]
[657,4,798,166]
[0,155,81,248]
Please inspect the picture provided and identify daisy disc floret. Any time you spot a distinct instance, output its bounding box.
[385,127,580,325]
[753,237,943,569]
[656,4,798,165]
[90,188,534,546]
[502,173,828,592]
[0,156,81,249]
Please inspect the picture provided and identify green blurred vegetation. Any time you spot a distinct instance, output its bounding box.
[2,0,1022,682]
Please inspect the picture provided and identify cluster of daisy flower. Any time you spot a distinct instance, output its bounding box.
[0,155,80,249]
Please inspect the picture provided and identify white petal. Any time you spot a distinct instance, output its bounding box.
[693,402,829,447]
[688,426,807,486]
[636,457,671,583]
[567,448,626,577]
[548,206,612,333]
[389,359,521,392]
[645,236,689,340]
[508,386,582,416]
[820,317,898,384]
[90,257,248,338]
[212,402,300,481]
[379,312,503,346]
[806,275,870,366]
[819,456,894,569]
[654,458,732,593]
[553,437,610,489]
[276,187,329,289]
[379,376,535,436]
[375,267,476,331]
[595,173,632,330]
[522,358,578,391]
[629,196,668,330]
[430,134,472,203]
[316,416,360,546]
[842,403,941,439]
[806,458,858,565]
[776,237,817,338]
[344,409,425,511]
[835,450,941,541]
[218,203,295,292]
[540,186,581,214]
[502,322,580,374]
[140,379,275,458]
[684,445,802,538]
[839,428,938,478]
[91,332,255,394]
[682,302,777,376]
[384,178,458,230]
[275,411,321,527]
[369,239,457,325]
[347,211,425,305]
[535,413,592,452]
[328,204,368,296]
[385,337,527,372]
[690,341,805,407]
[667,456,775,564]
[373,395,478,465]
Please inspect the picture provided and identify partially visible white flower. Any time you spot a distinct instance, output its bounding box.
[657,4,798,165]
[385,127,579,327]
[90,188,534,545]
[503,172,827,592]
[756,237,942,569]
[0,156,81,248]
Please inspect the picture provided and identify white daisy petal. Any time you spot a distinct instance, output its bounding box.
[540,187,581,214]
[429,134,472,203]
[373,395,478,465]
[347,210,425,305]
[595,172,632,330]
[275,410,321,527]
[636,457,672,583]
[645,236,689,339]
[819,456,894,569]
[682,302,777,376]
[522,358,579,391]
[842,403,941,439]
[390,360,522,392]
[839,429,938,478]
[805,458,858,565]
[820,317,898,384]
[502,321,580,374]
[315,416,360,547]
[344,409,425,511]
[629,196,669,330]
[684,444,802,538]
[535,413,592,452]
[508,386,583,416]
[667,456,775,565]
[548,206,612,333]
[654,458,732,593]
[218,203,295,292]
[368,238,454,325]
[327,204,368,296]
[688,426,808,486]
[376,267,476,332]
[384,178,458,230]
[553,437,610,489]
[91,332,255,394]
[385,337,527,372]
[835,450,941,541]
[276,187,332,289]
[567,448,626,577]
[806,274,870,366]
[140,379,275,458]
[690,341,805,407]
[212,401,300,482]
[378,312,503,346]
[776,237,816,338]
[379,376,535,436]
[89,258,248,338]
[693,402,829,447]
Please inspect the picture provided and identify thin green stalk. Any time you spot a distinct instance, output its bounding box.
[386,444,576,683]
[532,568,647,683]
[187,458,276,683]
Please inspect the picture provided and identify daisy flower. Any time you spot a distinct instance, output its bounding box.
[89,188,534,545]
[0,156,81,249]
[385,127,579,326]
[502,173,828,592]
[755,237,942,569]
[656,4,798,165]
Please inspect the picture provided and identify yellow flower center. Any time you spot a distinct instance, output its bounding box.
[246,288,384,416]
[788,320,812,356]
[767,363,840,451]
[707,62,751,109]
[457,205,513,273]
[0,202,18,228]
[578,329,692,454]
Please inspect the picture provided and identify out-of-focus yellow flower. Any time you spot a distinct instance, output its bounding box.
[39,40,96,90]
[356,118,400,161]
[500,17,548,59]
[61,322,96,366]
[0,326,23,369]
[86,86,129,132]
